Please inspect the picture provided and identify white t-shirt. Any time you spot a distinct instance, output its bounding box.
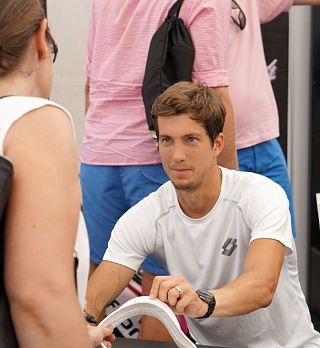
[0,96,90,308]
[104,167,320,347]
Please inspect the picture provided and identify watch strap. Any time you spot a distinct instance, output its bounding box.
[83,310,98,325]
[195,289,216,319]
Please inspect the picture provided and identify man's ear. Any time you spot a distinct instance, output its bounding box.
[35,18,49,61]
[213,133,224,156]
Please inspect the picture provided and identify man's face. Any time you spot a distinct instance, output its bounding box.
[158,113,220,192]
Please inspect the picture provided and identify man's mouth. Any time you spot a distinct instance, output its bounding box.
[170,167,191,173]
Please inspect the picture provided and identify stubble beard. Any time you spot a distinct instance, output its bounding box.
[171,177,202,192]
[172,181,199,192]
[170,164,213,192]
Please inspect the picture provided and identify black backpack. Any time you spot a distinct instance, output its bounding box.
[141,0,195,133]
[0,155,18,347]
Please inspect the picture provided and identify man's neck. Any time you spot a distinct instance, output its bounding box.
[176,168,222,219]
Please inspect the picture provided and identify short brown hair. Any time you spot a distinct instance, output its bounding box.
[152,81,226,145]
[0,0,46,77]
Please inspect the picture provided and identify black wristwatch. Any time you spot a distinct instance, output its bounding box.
[83,310,98,325]
[195,289,216,319]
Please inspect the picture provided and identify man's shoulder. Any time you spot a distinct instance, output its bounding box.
[128,180,175,217]
[256,0,293,24]
[147,180,176,209]
[221,167,286,200]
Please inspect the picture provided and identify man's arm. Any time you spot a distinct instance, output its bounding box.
[293,0,320,4]
[150,238,284,318]
[85,261,135,321]
[213,87,238,170]
[185,2,236,168]
[210,238,284,317]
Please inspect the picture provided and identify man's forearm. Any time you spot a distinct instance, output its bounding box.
[212,87,238,170]
[211,239,284,317]
[85,261,135,321]
[211,272,275,317]
[149,240,284,320]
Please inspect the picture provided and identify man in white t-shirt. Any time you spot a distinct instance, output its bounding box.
[85,81,320,347]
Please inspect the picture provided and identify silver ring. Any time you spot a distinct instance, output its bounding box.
[175,286,183,298]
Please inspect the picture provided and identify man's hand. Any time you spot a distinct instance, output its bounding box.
[149,276,208,318]
[88,325,115,348]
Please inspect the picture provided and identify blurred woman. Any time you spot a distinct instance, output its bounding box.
[0,0,114,346]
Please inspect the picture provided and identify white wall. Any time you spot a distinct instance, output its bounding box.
[47,0,90,161]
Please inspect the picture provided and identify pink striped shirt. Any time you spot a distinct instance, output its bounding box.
[228,0,293,149]
[82,0,231,165]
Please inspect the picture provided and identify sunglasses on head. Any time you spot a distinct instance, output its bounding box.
[231,0,246,31]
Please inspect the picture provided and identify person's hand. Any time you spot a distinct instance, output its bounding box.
[149,276,208,318]
[87,324,115,348]
[267,59,278,81]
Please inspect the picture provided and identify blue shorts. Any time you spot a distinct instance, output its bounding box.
[80,163,169,275]
[237,138,297,237]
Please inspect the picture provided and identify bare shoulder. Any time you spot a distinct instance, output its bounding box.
[4,104,77,167]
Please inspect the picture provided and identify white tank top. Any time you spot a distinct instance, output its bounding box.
[0,96,89,308]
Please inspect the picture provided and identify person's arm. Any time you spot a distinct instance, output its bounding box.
[149,238,284,318]
[209,238,284,317]
[213,87,238,170]
[185,1,237,169]
[85,197,155,321]
[84,0,95,115]
[85,77,90,114]
[293,0,320,4]
[258,0,320,24]
[4,106,93,347]
[85,261,135,322]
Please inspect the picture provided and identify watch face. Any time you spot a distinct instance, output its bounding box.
[196,289,213,304]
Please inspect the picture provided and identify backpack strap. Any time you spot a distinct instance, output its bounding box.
[0,156,17,347]
[167,0,184,19]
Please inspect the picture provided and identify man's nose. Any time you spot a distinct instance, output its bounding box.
[171,143,186,162]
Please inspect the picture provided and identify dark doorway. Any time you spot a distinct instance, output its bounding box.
[261,11,320,332]
[310,6,320,328]
[261,13,289,158]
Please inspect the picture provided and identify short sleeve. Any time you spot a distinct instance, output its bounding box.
[257,0,294,24]
[103,201,156,271]
[242,178,293,255]
[181,0,231,87]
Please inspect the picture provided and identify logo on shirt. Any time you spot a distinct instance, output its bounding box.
[222,238,238,256]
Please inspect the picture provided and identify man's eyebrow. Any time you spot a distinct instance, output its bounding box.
[183,133,202,137]
[159,133,203,138]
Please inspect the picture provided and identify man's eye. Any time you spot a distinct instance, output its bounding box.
[187,136,198,142]
[160,137,171,144]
